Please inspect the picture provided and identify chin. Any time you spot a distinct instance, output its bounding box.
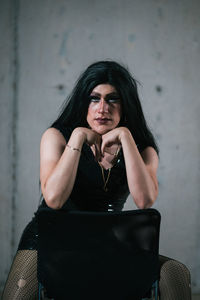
[95,127,113,135]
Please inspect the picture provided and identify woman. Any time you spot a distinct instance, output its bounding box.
[2,60,159,299]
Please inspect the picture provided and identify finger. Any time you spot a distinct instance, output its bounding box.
[95,136,102,161]
[94,143,100,161]
[102,131,113,154]
[101,139,106,155]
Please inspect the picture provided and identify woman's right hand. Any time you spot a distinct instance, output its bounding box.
[72,127,102,161]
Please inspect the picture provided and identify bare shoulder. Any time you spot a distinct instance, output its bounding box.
[40,127,67,160]
[140,146,159,170]
[41,127,66,147]
[40,128,67,190]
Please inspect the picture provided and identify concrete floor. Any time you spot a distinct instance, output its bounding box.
[193,295,200,300]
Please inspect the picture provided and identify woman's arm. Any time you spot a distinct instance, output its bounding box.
[101,127,159,208]
[40,127,101,209]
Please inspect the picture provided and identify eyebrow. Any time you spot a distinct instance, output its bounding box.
[90,92,120,97]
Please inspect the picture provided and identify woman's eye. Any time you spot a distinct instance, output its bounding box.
[89,96,120,103]
[90,97,100,103]
[107,98,120,103]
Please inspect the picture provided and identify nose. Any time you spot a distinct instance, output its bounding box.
[98,99,109,113]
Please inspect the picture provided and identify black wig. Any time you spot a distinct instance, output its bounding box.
[52,61,159,154]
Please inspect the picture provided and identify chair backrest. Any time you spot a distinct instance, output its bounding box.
[37,208,161,300]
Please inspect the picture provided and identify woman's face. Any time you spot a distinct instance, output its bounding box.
[87,84,122,135]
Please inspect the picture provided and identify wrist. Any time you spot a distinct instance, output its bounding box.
[66,144,81,153]
[72,128,87,143]
[118,127,131,142]
[67,128,86,152]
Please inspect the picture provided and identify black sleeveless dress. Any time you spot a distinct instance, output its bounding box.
[18,124,140,250]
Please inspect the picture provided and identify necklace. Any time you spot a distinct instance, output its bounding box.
[110,146,120,164]
[98,163,111,192]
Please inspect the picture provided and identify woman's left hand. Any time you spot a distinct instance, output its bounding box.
[101,127,129,155]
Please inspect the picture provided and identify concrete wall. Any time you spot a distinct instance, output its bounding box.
[1,0,200,293]
[0,0,15,287]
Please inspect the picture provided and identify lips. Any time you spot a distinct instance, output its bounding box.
[95,118,111,124]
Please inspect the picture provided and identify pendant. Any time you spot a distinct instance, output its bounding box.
[98,162,111,192]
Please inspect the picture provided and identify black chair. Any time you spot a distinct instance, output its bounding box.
[37,208,161,300]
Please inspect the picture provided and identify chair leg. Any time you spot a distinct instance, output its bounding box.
[152,280,159,300]
[159,255,192,300]
[141,280,159,300]
[38,283,54,300]
[38,282,43,300]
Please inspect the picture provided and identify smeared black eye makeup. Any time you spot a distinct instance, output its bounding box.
[89,92,120,104]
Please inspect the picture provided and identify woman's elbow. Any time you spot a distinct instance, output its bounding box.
[43,191,64,210]
[46,200,63,210]
[133,191,158,209]
[136,199,153,209]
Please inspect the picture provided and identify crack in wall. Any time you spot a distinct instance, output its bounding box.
[11,0,20,256]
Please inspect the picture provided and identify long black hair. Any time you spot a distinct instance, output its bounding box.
[52,60,159,154]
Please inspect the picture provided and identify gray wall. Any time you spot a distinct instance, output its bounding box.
[1,0,200,293]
